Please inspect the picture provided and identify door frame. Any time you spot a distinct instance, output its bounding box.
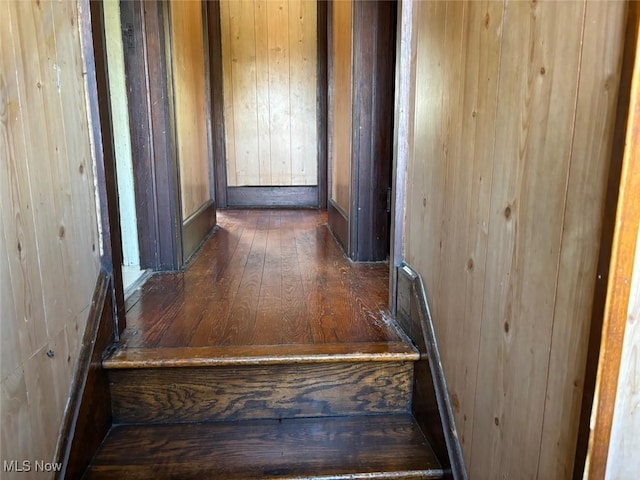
[326,0,397,263]
[209,0,328,209]
[120,0,183,271]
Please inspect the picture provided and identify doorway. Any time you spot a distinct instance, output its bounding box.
[103,0,146,295]
[211,0,327,209]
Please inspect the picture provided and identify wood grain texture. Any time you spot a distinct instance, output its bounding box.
[329,0,352,214]
[104,342,417,369]
[401,1,628,478]
[220,0,318,188]
[120,0,181,270]
[0,0,100,470]
[538,2,628,478]
[588,18,640,480]
[109,361,413,423]
[86,415,443,480]
[118,210,399,348]
[55,271,114,480]
[170,0,211,218]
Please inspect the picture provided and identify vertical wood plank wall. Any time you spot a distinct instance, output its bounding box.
[329,0,352,215]
[402,1,628,478]
[0,0,100,469]
[219,0,318,187]
[170,0,211,219]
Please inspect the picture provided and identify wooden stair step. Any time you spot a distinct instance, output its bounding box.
[103,342,419,369]
[106,342,419,424]
[85,414,444,479]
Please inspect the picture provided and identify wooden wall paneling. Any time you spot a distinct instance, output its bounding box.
[219,0,237,187]
[254,0,273,186]
[329,0,352,215]
[470,2,587,477]
[317,0,328,208]
[432,0,469,430]
[575,3,639,475]
[537,2,628,478]
[405,0,447,338]
[170,0,211,219]
[267,0,292,186]
[0,0,102,470]
[53,0,102,306]
[434,0,503,462]
[0,0,49,372]
[289,0,318,185]
[587,20,640,479]
[228,0,260,186]
[208,0,228,208]
[11,0,77,348]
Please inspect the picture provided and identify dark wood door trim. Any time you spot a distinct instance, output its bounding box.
[317,0,329,209]
[207,0,228,209]
[121,0,182,271]
[349,0,397,262]
[86,0,125,333]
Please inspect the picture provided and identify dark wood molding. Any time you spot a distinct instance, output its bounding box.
[328,200,349,254]
[208,0,228,209]
[86,0,125,332]
[317,0,328,209]
[54,270,114,480]
[349,0,396,262]
[388,0,416,315]
[182,200,217,263]
[326,0,334,206]
[574,4,639,478]
[150,0,183,269]
[227,186,318,208]
[396,264,468,480]
[121,0,182,272]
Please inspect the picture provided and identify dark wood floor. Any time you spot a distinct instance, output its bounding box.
[119,210,400,353]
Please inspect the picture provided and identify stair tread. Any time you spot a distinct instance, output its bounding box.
[86,414,443,479]
[103,341,419,369]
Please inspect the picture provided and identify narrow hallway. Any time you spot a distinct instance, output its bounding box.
[116,209,401,350]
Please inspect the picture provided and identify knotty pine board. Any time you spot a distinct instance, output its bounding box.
[0,0,100,469]
[402,1,627,478]
[220,0,318,187]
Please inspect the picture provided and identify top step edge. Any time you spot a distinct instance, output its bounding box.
[103,342,419,369]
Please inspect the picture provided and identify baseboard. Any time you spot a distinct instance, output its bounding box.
[54,270,115,480]
[182,200,217,264]
[227,186,318,208]
[396,263,468,480]
[328,200,349,253]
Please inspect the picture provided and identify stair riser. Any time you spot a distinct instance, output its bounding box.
[110,361,413,424]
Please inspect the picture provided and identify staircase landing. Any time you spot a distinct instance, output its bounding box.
[113,209,411,362]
